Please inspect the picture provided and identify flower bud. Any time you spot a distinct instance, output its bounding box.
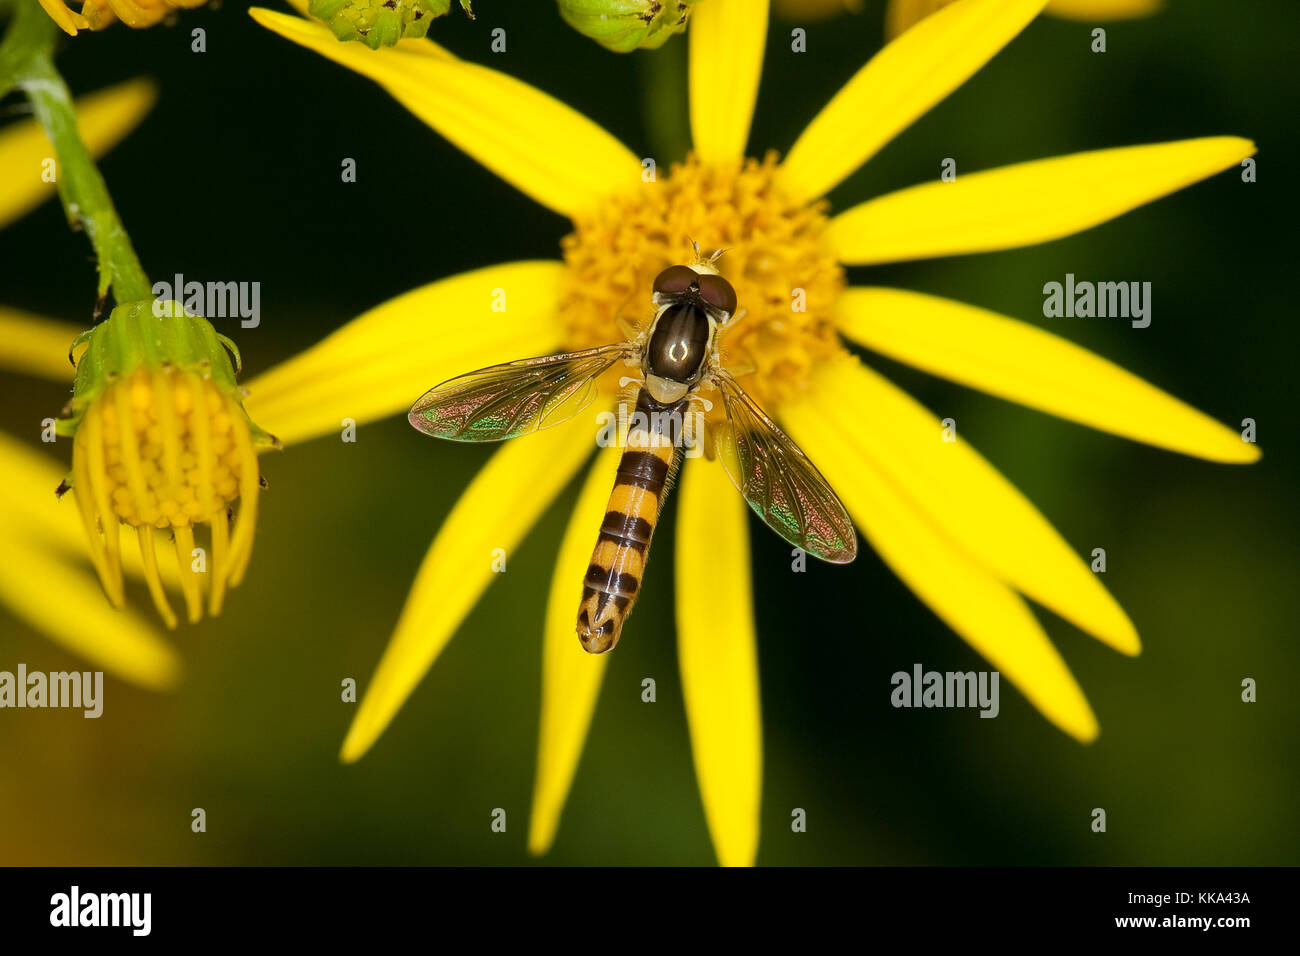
[558,0,697,53]
[308,0,473,50]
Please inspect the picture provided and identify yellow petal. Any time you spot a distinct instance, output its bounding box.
[339,416,597,763]
[1,431,180,589]
[0,308,84,381]
[2,431,89,554]
[243,261,566,446]
[38,0,89,35]
[795,355,1138,655]
[249,8,642,217]
[527,445,620,855]
[779,0,1046,204]
[0,78,156,230]
[829,137,1255,264]
[0,533,181,690]
[689,0,769,164]
[676,455,762,866]
[838,288,1259,463]
[1046,0,1161,19]
[780,389,1099,741]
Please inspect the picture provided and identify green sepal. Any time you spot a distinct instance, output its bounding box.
[58,300,278,449]
[558,0,696,53]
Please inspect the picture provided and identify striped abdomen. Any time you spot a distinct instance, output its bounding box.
[577,388,685,653]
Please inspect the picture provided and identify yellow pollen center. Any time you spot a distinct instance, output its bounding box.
[559,152,846,415]
[70,364,261,627]
[86,366,246,529]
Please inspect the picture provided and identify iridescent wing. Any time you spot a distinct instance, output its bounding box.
[409,344,635,442]
[712,369,858,563]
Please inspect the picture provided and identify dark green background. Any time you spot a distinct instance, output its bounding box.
[0,0,1295,865]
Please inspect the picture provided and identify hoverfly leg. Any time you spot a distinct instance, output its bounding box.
[616,316,640,342]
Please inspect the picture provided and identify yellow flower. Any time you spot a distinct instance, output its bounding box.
[250,0,1255,865]
[61,302,277,629]
[38,0,209,36]
[0,80,181,689]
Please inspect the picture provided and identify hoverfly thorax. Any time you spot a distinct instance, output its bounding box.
[644,262,737,404]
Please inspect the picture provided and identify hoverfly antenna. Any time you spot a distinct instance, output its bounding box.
[687,242,728,274]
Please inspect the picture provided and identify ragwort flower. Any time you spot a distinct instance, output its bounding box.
[249,0,1256,864]
[58,300,278,628]
[0,64,277,632]
[0,80,180,687]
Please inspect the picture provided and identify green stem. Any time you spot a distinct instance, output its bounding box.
[640,34,690,165]
[2,1,152,304]
[0,0,47,96]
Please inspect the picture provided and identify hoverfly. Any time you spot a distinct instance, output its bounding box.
[409,246,857,653]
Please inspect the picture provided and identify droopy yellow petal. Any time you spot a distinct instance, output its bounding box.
[689,0,769,164]
[0,308,85,381]
[340,416,597,763]
[38,0,89,35]
[676,455,762,866]
[781,391,1099,742]
[794,355,1138,655]
[828,137,1255,264]
[0,534,181,689]
[838,288,1259,463]
[527,445,620,856]
[1046,0,1161,19]
[0,78,156,230]
[243,261,566,446]
[249,8,643,217]
[778,0,1046,204]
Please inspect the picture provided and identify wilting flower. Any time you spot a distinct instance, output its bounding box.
[58,301,278,628]
[38,0,209,35]
[0,80,181,687]
[251,0,1255,864]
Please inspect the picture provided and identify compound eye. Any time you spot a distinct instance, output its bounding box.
[696,273,737,316]
[653,264,698,296]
